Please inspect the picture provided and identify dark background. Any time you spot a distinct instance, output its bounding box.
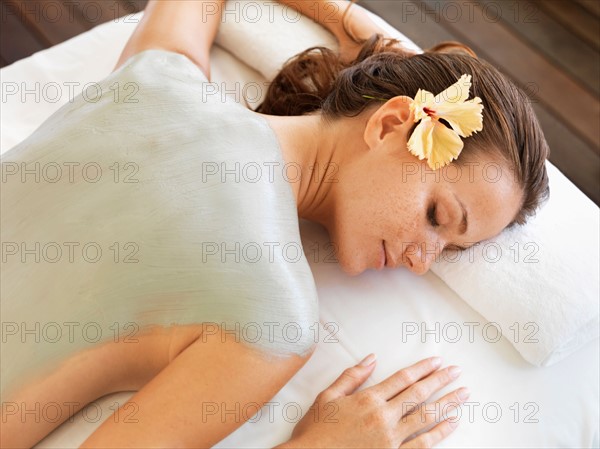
[1,0,598,205]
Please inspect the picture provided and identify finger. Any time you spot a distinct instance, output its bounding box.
[389,365,462,416]
[400,419,459,449]
[323,353,377,401]
[400,386,470,438]
[369,356,442,400]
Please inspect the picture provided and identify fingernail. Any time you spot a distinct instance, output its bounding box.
[448,366,462,379]
[431,356,442,368]
[457,387,470,401]
[448,419,460,429]
[359,353,377,366]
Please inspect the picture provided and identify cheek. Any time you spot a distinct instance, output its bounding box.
[327,199,371,272]
[385,192,422,238]
[326,159,432,272]
[393,214,421,247]
[327,187,389,275]
[390,198,441,253]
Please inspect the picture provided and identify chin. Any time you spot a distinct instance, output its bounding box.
[326,224,368,276]
[336,251,367,277]
[341,264,364,277]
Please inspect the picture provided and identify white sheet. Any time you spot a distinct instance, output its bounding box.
[1,5,598,449]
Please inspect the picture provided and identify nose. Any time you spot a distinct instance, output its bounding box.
[403,240,444,275]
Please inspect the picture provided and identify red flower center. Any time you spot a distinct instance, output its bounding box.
[423,107,436,117]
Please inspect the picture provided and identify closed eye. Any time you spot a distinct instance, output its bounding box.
[445,244,468,251]
[429,202,469,251]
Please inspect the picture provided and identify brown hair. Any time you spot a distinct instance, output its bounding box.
[254,33,550,228]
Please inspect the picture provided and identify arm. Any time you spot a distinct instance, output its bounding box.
[115,0,388,77]
[275,0,355,37]
[114,0,226,78]
[80,328,314,448]
[276,0,389,62]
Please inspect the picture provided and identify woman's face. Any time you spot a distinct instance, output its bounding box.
[327,97,523,276]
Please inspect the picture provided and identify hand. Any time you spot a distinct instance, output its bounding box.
[277,355,469,449]
[275,1,402,64]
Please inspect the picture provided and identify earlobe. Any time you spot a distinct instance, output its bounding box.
[363,95,413,149]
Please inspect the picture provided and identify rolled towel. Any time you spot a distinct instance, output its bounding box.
[215,1,421,80]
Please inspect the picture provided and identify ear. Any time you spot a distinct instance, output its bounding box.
[363,95,413,149]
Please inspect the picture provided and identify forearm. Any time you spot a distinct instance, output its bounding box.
[116,0,226,75]
[275,0,353,39]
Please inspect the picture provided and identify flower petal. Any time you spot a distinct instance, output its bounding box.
[410,89,435,122]
[407,117,435,161]
[434,74,472,105]
[427,121,464,170]
[435,97,484,137]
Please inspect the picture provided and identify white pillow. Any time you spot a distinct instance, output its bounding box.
[431,162,599,366]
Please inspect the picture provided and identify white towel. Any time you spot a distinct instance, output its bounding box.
[215,1,422,80]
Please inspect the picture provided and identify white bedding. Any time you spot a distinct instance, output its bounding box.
[1,5,598,449]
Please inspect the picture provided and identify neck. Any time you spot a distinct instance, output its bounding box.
[258,112,347,227]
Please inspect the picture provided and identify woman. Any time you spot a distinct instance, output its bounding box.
[0,0,549,448]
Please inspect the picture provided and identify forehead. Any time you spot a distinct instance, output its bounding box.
[442,160,522,240]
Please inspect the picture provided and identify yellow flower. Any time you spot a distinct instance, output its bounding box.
[407,74,484,170]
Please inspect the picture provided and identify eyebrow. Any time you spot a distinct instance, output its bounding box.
[452,192,468,236]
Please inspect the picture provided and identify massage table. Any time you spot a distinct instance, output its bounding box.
[1,2,598,447]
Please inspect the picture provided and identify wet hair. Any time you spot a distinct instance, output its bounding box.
[254,29,550,227]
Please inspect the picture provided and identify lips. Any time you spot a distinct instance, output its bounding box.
[378,241,400,270]
[383,241,394,267]
[383,241,397,268]
[377,241,387,270]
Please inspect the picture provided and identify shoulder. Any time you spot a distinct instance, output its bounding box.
[87,49,214,115]
[107,49,256,125]
[116,49,210,85]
